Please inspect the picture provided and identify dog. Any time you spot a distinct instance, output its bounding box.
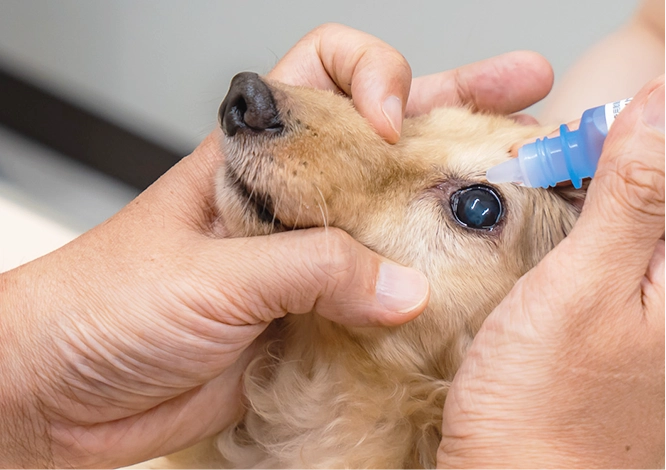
[149,72,583,468]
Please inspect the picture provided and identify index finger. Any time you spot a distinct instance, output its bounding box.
[268,23,412,144]
[407,50,554,117]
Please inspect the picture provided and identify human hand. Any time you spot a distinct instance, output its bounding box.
[0,24,556,469]
[270,23,554,142]
[438,76,665,468]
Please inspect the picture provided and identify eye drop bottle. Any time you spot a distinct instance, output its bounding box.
[486,98,632,189]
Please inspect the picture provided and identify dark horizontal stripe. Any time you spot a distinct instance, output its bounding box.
[0,65,189,190]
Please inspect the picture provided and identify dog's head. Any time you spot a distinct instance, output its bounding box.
[216,72,582,376]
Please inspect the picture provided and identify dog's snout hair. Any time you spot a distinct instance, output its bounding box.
[152,74,584,469]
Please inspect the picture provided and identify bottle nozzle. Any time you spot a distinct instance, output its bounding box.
[486,158,527,186]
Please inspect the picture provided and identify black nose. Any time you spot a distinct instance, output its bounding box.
[219,72,282,136]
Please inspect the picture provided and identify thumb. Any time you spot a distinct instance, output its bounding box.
[268,23,411,144]
[195,227,429,327]
[565,76,664,283]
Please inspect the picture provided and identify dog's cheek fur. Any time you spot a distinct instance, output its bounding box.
[218,85,410,235]
[173,82,584,469]
[215,316,448,468]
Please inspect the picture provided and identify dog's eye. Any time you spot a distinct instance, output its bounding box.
[450,185,503,230]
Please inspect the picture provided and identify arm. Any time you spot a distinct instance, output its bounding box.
[540,0,665,124]
[0,24,555,468]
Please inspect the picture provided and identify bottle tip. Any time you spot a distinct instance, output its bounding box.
[486,158,524,185]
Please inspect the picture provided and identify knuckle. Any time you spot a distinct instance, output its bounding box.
[307,228,359,283]
[309,23,356,46]
[302,23,345,47]
[452,68,475,110]
[609,157,665,218]
[362,41,411,80]
[313,22,345,34]
[386,50,412,78]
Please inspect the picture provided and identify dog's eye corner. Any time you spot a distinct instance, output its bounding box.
[450,185,503,231]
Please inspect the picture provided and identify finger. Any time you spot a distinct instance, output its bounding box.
[407,50,554,117]
[191,227,429,327]
[268,23,412,144]
[67,347,253,468]
[509,119,581,156]
[507,113,540,126]
[566,75,665,283]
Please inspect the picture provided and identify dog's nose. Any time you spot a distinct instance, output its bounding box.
[219,72,282,136]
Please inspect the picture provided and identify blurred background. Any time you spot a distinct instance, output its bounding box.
[0,0,641,270]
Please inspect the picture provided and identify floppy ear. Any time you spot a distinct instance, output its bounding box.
[552,179,590,213]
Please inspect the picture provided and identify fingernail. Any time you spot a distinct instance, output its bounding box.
[382,95,403,138]
[376,263,429,313]
[643,84,665,134]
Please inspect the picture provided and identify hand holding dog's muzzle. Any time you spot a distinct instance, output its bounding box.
[269,23,554,144]
[438,76,665,469]
[0,24,561,469]
[0,131,429,469]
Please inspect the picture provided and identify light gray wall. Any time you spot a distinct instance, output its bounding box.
[0,0,638,151]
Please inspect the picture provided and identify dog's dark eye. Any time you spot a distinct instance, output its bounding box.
[450,185,503,230]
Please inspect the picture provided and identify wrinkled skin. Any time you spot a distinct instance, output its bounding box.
[0,24,556,468]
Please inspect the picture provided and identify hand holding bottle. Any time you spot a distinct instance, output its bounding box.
[439,76,665,468]
[488,98,633,188]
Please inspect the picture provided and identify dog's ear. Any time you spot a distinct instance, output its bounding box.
[552,180,590,213]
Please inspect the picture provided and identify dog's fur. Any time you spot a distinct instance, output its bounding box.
[152,77,583,468]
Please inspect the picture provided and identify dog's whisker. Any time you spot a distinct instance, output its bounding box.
[313,184,329,230]
[229,170,256,219]
[271,185,286,228]
[242,167,260,217]
[242,183,257,217]
[208,75,583,470]
[313,183,332,261]
[292,192,304,230]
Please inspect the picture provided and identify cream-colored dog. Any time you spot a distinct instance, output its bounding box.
[146,72,582,469]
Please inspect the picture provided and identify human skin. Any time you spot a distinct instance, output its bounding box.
[442,5,665,464]
[0,24,556,468]
[540,0,665,124]
[438,76,665,468]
